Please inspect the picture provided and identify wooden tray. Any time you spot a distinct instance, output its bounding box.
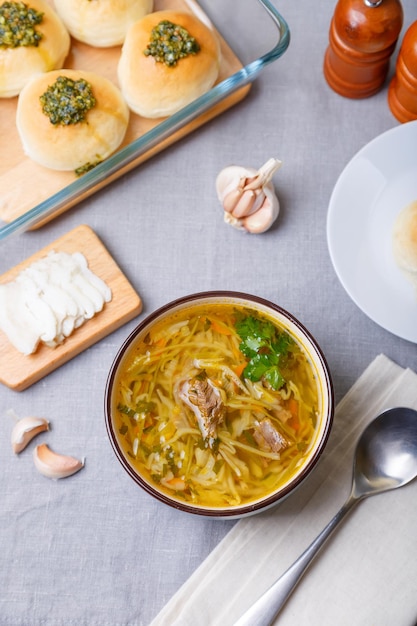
[0,0,251,228]
[0,225,142,391]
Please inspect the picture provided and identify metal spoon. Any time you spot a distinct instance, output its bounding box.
[234,407,417,626]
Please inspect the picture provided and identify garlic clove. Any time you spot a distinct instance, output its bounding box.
[222,188,247,214]
[33,443,84,479]
[11,416,49,454]
[243,191,280,234]
[238,189,267,218]
[227,189,258,218]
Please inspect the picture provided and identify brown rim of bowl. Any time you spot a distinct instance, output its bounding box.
[104,291,334,517]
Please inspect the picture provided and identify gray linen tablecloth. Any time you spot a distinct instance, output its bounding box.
[1,1,416,625]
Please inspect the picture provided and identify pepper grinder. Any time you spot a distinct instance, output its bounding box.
[323,0,403,98]
[388,21,417,122]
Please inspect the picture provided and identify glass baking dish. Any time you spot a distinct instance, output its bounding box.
[0,0,289,241]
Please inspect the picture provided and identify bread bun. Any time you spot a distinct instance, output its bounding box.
[118,10,220,118]
[53,0,153,47]
[16,69,129,171]
[0,0,70,98]
[393,200,417,277]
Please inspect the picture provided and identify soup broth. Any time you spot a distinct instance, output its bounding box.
[113,303,320,508]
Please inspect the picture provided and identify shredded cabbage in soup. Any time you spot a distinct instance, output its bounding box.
[114,304,319,508]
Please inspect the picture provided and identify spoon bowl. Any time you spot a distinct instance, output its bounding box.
[234,407,417,626]
[353,407,417,497]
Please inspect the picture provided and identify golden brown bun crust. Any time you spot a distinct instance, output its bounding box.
[16,69,129,171]
[0,0,70,98]
[393,200,417,273]
[53,0,153,47]
[118,10,220,118]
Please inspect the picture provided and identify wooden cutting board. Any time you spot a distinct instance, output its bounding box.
[0,224,142,391]
[0,0,251,227]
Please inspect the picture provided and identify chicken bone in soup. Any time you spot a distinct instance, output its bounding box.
[114,303,320,508]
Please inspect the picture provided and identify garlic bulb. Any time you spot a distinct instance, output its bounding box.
[11,416,49,454]
[33,443,84,479]
[216,158,282,234]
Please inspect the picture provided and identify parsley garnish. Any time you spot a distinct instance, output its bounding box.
[0,2,43,49]
[39,76,96,125]
[144,20,200,67]
[235,314,293,390]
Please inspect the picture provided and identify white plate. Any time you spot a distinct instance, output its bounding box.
[327,121,417,343]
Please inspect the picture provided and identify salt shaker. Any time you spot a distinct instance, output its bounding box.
[323,0,403,98]
[388,21,417,122]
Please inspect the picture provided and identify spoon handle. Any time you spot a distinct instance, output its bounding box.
[233,495,358,626]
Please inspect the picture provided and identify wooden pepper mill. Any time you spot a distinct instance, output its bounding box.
[388,21,417,122]
[324,0,403,98]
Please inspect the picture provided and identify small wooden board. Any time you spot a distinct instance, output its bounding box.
[0,0,250,228]
[0,225,142,391]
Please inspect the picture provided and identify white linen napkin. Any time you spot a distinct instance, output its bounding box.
[150,354,417,626]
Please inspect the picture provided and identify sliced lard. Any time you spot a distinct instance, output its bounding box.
[0,283,41,355]
[0,251,112,355]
